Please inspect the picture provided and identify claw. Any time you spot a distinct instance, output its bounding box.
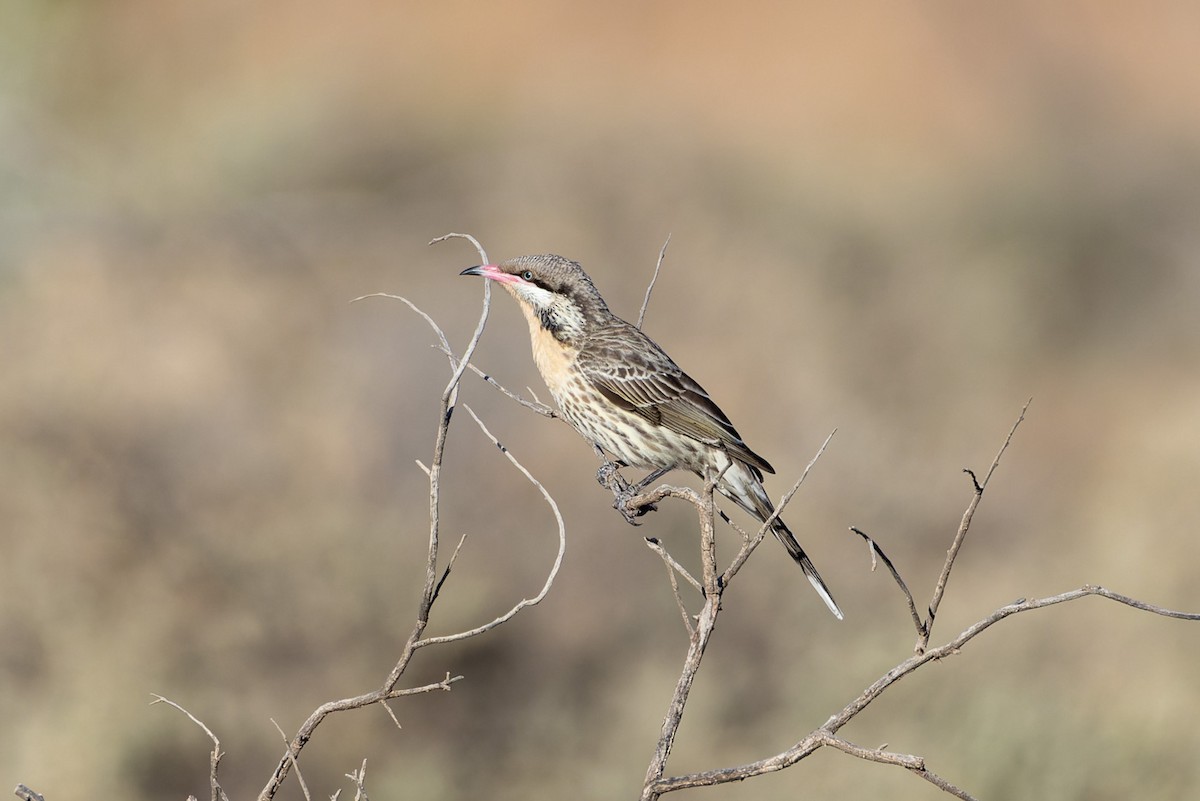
[596,460,659,526]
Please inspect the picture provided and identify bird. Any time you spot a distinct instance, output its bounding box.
[461,254,842,618]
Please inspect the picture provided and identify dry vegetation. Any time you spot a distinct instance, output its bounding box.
[4,3,1200,800]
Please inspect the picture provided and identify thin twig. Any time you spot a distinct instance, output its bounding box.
[261,234,564,801]
[722,430,835,585]
[919,400,1029,653]
[645,538,699,637]
[380,700,402,731]
[637,234,671,329]
[819,732,924,770]
[431,233,492,400]
[430,528,470,607]
[150,695,231,801]
[644,538,703,595]
[352,293,452,355]
[410,404,565,649]
[346,759,369,801]
[384,674,463,700]
[271,719,311,801]
[816,732,978,799]
[849,526,924,638]
[433,341,557,418]
[647,584,1199,798]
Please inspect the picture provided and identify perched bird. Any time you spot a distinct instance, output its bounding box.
[461,254,842,618]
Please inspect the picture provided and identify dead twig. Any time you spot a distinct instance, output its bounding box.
[260,233,564,801]
[647,585,1199,798]
[637,234,671,330]
[919,399,1030,653]
[271,719,311,801]
[849,526,923,638]
[721,430,835,584]
[412,404,565,649]
[150,695,231,801]
[646,538,698,637]
[345,759,369,801]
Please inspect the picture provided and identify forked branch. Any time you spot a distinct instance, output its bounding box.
[641,401,1199,800]
[259,233,564,801]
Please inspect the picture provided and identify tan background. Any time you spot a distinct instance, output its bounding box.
[3,2,1199,799]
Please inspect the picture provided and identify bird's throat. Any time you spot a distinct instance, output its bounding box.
[525,312,579,400]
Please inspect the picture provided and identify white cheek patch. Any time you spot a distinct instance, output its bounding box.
[511,282,557,309]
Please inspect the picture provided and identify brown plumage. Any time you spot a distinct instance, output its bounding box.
[461,254,842,618]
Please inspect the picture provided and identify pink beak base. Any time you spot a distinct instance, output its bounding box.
[460,264,524,285]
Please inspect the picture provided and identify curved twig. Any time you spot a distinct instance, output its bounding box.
[849,525,924,638]
[151,695,231,801]
[259,233,565,801]
[413,405,566,649]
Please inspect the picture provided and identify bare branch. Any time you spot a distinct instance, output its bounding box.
[391,674,462,697]
[641,476,723,798]
[643,597,719,800]
[637,233,671,329]
[271,719,311,801]
[819,732,924,770]
[411,404,566,649]
[644,537,703,595]
[345,759,369,801]
[818,734,979,801]
[849,525,924,639]
[911,769,980,801]
[260,234,565,801]
[380,700,402,731]
[919,400,1030,653]
[428,231,487,259]
[150,695,231,801]
[646,538,698,637]
[433,340,557,418]
[352,293,452,355]
[722,430,835,584]
[647,584,1200,797]
[429,233,492,400]
[624,433,835,798]
[430,527,471,607]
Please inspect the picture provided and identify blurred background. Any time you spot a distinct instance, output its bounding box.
[3,2,1199,799]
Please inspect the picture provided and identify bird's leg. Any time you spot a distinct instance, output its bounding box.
[632,466,671,494]
[612,466,665,525]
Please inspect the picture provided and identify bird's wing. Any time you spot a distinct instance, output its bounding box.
[578,325,775,476]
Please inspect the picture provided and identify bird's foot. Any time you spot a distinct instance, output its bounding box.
[613,491,658,526]
[597,461,658,526]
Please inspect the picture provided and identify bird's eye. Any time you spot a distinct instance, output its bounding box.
[521,270,534,281]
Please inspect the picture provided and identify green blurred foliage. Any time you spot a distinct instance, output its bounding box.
[2,2,1199,799]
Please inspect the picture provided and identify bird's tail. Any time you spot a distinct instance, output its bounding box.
[719,463,844,620]
[770,517,844,620]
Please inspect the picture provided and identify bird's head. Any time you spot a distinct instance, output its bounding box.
[461,254,610,344]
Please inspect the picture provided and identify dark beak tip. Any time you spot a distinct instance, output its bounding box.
[459,266,484,277]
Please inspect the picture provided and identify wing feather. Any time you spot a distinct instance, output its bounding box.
[579,324,774,476]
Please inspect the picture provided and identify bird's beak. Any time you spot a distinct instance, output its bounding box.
[460,264,520,285]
